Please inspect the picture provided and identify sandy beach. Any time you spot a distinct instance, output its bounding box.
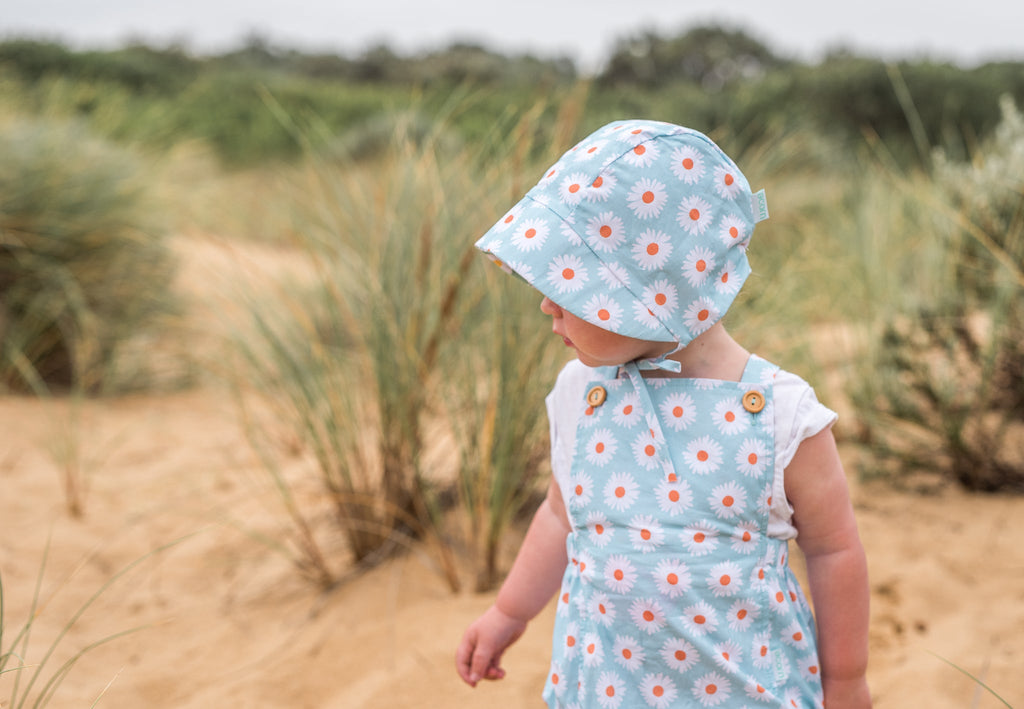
[2,236,1022,709]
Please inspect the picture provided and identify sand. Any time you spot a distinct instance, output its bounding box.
[2,237,1022,708]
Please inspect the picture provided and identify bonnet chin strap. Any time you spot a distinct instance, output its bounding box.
[621,360,681,483]
[636,341,684,374]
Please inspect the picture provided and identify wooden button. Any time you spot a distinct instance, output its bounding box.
[586,386,607,408]
[742,390,766,414]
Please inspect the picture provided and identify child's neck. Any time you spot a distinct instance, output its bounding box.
[645,323,750,381]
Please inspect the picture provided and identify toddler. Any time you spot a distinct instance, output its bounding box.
[455,120,870,708]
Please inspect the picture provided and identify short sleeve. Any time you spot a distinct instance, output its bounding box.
[768,370,839,539]
[545,359,597,500]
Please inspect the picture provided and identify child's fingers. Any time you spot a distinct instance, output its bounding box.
[454,632,478,685]
[469,642,499,685]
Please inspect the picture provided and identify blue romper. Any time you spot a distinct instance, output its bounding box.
[544,356,824,709]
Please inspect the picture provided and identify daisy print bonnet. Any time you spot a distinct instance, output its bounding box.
[475,119,769,349]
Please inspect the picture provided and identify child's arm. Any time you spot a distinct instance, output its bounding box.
[455,477,572,687]
[786,427,872,709]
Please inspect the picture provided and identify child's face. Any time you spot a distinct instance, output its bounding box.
[541,297,674,367]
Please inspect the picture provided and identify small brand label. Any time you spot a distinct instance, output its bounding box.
[772,646,789,685]
[752,189,769,223]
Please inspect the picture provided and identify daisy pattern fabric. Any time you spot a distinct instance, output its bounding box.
[475,119,767,346]
[546,357,824,709]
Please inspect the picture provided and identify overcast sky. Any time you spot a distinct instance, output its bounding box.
[3,0,1023,71]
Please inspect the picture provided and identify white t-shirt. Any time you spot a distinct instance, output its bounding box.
[544,358,837,540]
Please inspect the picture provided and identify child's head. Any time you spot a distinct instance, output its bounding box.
[476,119,767,364]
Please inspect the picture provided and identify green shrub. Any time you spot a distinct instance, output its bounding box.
[0,119,178,392]
[849,98,1024,492]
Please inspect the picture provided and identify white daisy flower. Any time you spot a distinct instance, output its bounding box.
[586,510,614,548]
[585,428,618,466]
[714,640,743,671]
[631,229,673,271]
[560,216,584,247]
[576,550,596,581]
[660,391,696,431]
[627,514,664,553]
[567,471,594,508]
[681,521,719,556]
[798,654,822,684]
[538,164,559,186]
[598,261,631,290]
[547,254,588,294]
[691,672,731,707]
[576,139,607,161]
[693,377,722,390]
[654,477,692,516]
[631,430,661,471]
[718,214,749,247]
[727,599,758,632]
[613,635,646,671]
[491,249,525,274]
[562,621,581,658]
[652,558,690,598]
[583,293,625,331]
[629,597,666,635]
[782,620,811,650]
[682,246,717,287]
[683,298,719,335]
[586,211,627,252]
[632,301,663,331]
[751,634,772,670]
[622,140,658,167]
[639,672,677,708]
[730,521,759,554]
[581,632,604,666]
[494,204,522,232]
[661,638,698,674]
[684,435,723,475]
[559,173,589,205]
[714,165,743,199]
[782,687,806,709]
[715,262,741,295]
[510,218,549,252]
[709,481,747,519]
[682,602,719,636]
[669,145,705,183]
[548,661,567,697]
[615,124,650,144]
[626,178,668,219]
[590,592,617,627]
[750,565,770,592]
[712,399,749,436]
[677,195,714,235]
[642,279,679,321]
[604,472,640,512]
[736,438,768,477]
[707,561,743,597]
[769,581,790,615]
[759,482,774,512]
[604,554,638,594]
[596,671,625,709]
[586,171,618,202]
[744,679,776,703]
[611,393,642,428]
[557,586,571,617]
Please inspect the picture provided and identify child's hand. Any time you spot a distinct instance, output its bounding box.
[455,604,528,687]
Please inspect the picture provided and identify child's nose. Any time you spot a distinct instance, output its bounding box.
[540,297,561,316]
